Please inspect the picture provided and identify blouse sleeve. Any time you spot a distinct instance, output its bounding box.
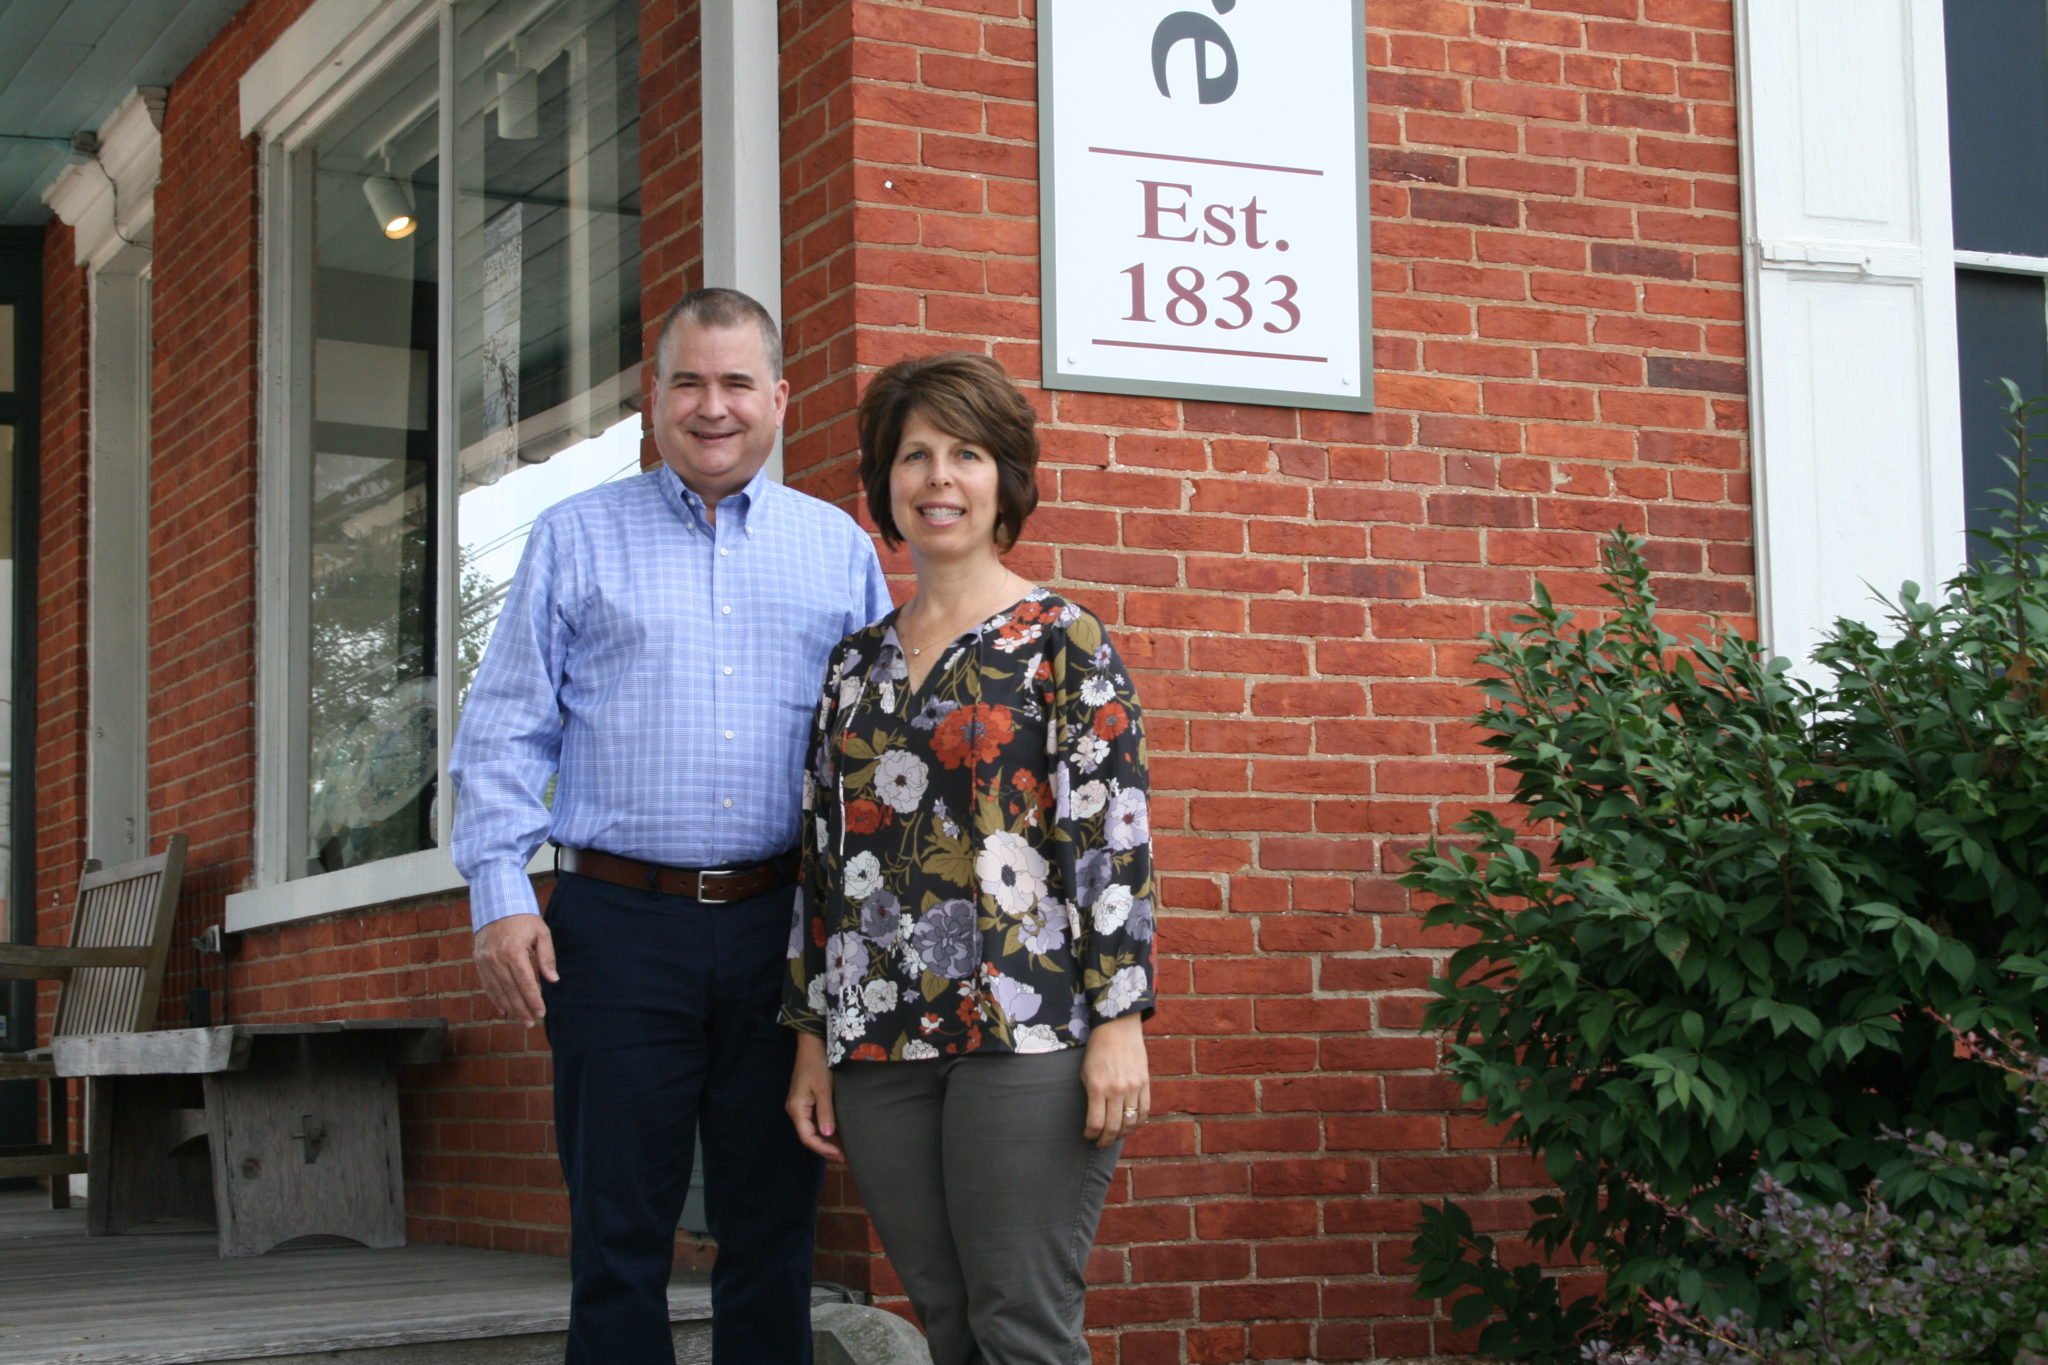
[1049,610,1157,1027]
[780,642,850,1037]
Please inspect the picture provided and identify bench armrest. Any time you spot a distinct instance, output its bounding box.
[0,944,153,981]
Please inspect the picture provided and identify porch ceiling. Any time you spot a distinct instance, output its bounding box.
[0,0,245,225]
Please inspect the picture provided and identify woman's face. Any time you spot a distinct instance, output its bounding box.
[890,409,1005,566]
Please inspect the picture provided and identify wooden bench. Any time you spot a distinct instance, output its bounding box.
[51,1018,447,1257]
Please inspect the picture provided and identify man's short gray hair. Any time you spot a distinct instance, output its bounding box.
[656,287,784,380]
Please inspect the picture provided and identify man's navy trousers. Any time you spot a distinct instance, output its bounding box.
[542,870,823,1364]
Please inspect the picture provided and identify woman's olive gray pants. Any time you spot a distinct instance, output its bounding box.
[832,1050,1121,1365]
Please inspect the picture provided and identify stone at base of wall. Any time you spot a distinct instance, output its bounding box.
[813,1301,934,1365]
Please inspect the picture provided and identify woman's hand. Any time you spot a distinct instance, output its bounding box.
[786,1033,844,1161]
[1081,1014,1150,1149]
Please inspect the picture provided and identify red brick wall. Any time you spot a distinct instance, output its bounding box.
[784,1,1750,1360]
[642,0,706,368]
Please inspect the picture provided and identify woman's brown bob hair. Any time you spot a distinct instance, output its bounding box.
[857,352,1040,550]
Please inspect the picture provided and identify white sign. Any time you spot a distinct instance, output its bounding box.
[1039,0,1372,411]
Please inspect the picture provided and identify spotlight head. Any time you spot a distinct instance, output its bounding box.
[364,175,417,239]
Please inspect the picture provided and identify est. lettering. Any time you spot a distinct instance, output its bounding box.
[1139,180,1280,251]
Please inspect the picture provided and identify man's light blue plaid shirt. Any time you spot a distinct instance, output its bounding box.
[451,462,891,930]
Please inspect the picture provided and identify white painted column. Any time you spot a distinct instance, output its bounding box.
[86,262,151,868]
[45,90,165,869]
[700,0,785,479]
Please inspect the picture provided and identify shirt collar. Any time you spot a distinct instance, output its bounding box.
[658,461,775,537]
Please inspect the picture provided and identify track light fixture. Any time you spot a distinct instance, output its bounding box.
[363,151,416,239]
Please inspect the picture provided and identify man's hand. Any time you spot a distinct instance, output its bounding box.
[474,913,559,1025]
[786,1033,843,1161]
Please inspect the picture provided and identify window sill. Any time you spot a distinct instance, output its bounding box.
[224,845,552,933]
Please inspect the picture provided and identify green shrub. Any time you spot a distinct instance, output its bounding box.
[1583,1025,2048,1365]
[1404,388,2048,1357]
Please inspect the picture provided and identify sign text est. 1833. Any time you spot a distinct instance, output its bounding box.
[1040,0,1371,411]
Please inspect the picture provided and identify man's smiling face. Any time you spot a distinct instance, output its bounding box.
[650,318,789,509]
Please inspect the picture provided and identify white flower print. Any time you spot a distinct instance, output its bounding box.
[1093,884,1133,936]
[787,887,807,959]
[976,831,1048,917]
[815,816,829,852]
[827,1036,845,1066]
[1106,788,1150,851]
[831,1008,869,1042]
[903,1039,940,1060]
[807,975,826,1013]
[802,771,818,813]
[825,932,870,995]
[1073,732,1109,773]
[1080,674,1116,707]
[878,680,897,715]
[837,675,863,710]
[875,750,931,815]
[844,851,883,901]
[1014,1024,1063,1054]
[1070,780,1108,821]
[861,978,899,1015]
[1098,964,1148,1018]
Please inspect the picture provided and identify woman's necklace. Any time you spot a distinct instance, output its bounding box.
[900,572,1024,657]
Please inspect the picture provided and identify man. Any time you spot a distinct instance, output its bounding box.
[451,287,891,1364]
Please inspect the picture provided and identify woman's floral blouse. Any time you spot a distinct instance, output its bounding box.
[781,589,1156,1066]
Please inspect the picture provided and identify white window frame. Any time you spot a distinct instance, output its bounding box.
[231,0,779,931]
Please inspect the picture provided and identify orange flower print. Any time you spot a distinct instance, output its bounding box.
[932,703,1014,768]
[1012,768,1053,814]
[850,1043,889,1062]
[811,916,828,948]
[1093,701,1129,741]
[845,799,885,834]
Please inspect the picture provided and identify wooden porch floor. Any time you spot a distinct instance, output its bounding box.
[0,1187,836,1363]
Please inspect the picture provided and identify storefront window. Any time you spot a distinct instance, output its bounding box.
[304,31,441,874]
[266,0,641,888]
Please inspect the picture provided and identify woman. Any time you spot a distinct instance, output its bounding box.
[783,352,1155,1364]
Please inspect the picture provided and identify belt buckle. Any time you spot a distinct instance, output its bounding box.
[694,867,747,905]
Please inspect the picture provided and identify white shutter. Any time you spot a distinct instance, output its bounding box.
[1738,0,1962,665]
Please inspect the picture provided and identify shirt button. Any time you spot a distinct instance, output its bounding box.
[724,729,735,740]
[722,797,734,809]
[721,604,732,615]
[723,666,734,676]
[719,547,730,557]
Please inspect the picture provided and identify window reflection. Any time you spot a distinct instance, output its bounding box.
[304,31,441,874]
[454,0,643,706]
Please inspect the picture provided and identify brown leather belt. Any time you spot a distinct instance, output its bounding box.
[556,846,798,903]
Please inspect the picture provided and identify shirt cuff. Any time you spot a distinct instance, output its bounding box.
[467,861,543,932]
